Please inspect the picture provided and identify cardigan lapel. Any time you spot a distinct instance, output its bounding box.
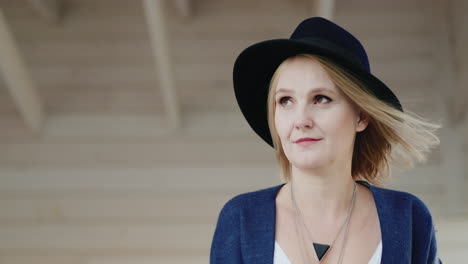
[241,183,286,264]
[367,181,409,264]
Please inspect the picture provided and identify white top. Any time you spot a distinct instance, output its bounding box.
[274,240,382,264]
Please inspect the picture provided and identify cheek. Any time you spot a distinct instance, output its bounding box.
[316,108,354,134]
[274,111,290,138]
[325,111,358,141]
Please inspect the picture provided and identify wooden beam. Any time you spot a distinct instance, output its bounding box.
[314,0,335,20]
[142,0,181,130]
[26,0,64,24]
[174,0,191,18]
[0,8,44,133]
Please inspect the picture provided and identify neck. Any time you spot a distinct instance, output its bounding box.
[289,165,356,223]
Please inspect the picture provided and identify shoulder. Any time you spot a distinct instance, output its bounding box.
[371,184,431,210]
[219,184,284,213]
[212,184,283,241]
[369,183,434,223]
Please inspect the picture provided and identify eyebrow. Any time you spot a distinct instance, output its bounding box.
[275,87,336,96]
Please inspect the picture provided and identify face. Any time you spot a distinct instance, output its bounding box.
[274,56,368,171]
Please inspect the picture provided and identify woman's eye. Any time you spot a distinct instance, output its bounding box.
[277,95,331,106]
[314,95,331,104]
[278,97,292,106]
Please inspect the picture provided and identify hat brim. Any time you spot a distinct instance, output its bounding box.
[233,38,403,147]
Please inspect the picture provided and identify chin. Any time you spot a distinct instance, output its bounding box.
[292,162,324,171]
[289,154,327,170]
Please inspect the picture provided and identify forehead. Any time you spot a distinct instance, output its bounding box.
[275,56,337,94]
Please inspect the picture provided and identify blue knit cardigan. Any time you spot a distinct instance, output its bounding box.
[210,180,442,264]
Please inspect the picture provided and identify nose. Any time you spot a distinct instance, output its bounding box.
[294,105,314,130]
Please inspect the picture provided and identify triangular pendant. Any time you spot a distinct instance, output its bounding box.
[312,243,330,261]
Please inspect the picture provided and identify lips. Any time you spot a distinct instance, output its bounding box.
[294,138,321,143]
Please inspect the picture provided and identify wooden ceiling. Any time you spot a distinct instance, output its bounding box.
[0,0,465,136]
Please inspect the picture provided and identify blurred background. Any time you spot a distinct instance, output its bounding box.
[0,0,466,263]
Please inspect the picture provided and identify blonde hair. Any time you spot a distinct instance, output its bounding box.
[266,54,441,186]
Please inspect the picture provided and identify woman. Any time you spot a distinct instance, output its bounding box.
[210,17,442,264]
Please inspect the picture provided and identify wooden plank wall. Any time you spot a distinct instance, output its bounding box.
[0,0,466,263]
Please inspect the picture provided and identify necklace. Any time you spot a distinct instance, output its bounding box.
[290,180,358,263]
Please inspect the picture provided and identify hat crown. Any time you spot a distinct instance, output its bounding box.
[290,17,370,72]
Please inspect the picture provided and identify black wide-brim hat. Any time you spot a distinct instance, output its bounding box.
[233,17,403,148]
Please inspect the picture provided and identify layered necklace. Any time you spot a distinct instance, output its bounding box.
[290,180,358,263]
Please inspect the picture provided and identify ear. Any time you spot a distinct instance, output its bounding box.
[356,111,369,132]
